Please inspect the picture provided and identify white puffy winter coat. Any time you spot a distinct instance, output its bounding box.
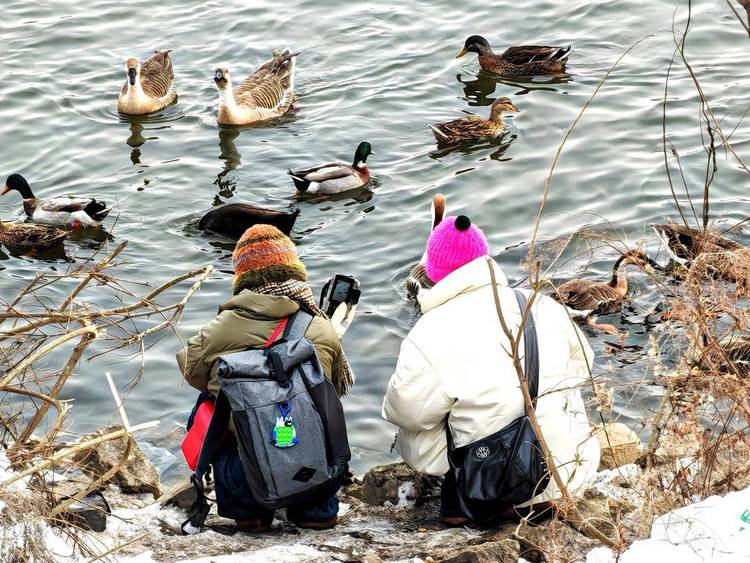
[382,256,600,506]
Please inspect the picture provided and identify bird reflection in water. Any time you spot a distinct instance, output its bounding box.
[456,71,572,105]
[124,117,160,165]
[430,132,517,161]
[218,127,241,174]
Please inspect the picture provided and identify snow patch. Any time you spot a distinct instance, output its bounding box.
[586,487,750,563]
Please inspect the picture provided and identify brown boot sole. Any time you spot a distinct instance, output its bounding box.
[440,516,473,527]
[291,517,338,530]
[236,519,272,533]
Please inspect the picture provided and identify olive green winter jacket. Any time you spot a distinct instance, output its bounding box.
[176,290,346,397]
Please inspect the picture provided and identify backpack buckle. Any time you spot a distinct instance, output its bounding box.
[266,348,291,387]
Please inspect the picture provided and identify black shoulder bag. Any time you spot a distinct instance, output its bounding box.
[444,263,551,523]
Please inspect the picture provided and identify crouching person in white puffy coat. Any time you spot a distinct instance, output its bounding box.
[382,214,600,526]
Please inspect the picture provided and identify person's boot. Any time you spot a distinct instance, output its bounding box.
[439,514,473,527]
[236,514,273,533]
[289,515,338,530]
[287,495,339,529]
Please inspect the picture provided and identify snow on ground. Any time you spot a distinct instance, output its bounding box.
[586,487,750,563]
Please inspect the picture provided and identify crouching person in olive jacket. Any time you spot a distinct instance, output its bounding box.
[382,215,600,527]
[177,224,353,532]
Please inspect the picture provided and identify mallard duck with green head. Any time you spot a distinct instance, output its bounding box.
[288,142,373,194]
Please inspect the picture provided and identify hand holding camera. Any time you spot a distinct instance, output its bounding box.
[320,275,361,339]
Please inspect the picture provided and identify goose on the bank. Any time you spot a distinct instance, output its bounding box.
[457,35,572,76]
[0,218,69,251]
[198,204,300,238]
[2,174,111,227]
[737,0,750,37]
[651,222,750,287]
[551,249,664,334]
[117,50,176,115]
[651,223,744,262]
[406,193,446,298]
[429,97,518,146]
[288,142,373,194]
[214,49,298,125]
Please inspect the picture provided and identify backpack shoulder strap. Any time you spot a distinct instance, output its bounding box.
[282,309,315,340]
[513,290,540,406]
[194,390,231,481]
[183,390,231,533]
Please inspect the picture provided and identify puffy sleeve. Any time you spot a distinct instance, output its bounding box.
[382,337,453,476]
[568,317,595,384]
[176,328,212,392]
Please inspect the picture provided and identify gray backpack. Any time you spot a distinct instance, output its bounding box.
[188,311,350,523]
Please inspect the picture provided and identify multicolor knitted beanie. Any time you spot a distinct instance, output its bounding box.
[424,215,489,284]
[232,224,307,294]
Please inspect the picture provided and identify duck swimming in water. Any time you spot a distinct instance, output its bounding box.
[429,97,519,146]
[406,194,446,298]
[214,49,298,125]
[2,174,111,228]
[117,50,176,115]
[288,142,372,194]
[551,249,664,334]
[198,204,300,238]
[0,217,69,251]
[457,35,571,76]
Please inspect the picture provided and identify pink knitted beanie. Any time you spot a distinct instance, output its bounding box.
[424,215,489,284]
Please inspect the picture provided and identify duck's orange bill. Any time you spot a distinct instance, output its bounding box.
[1,185,8,196]
[456,47,469,58]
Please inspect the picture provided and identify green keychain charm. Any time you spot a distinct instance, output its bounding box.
[272,402,298,448]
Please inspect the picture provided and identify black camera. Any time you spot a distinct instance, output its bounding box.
[319,275,361,317]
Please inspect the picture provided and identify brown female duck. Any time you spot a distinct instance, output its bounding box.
[0,218,68,251]
[552,249,663,334]
[457,35,571,76]
[117,50,176,115]
[429,97,518,146]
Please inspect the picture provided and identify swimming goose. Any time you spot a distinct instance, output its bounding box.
[0,218,68,251]
[551,249,664,334]
[117,50,176,115]
[2,174,111,227]
[288,142,372,194]
[457,35,571,76]
[429,97,519,146]
[406,194,446,298]
[214,49,298,125]
[198,204,300,238]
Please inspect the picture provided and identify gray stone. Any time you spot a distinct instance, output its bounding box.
[357,462,439,507]
[72,425,162,498]
[594,423,643,470]
[65,492,109,532]
[159,477,199,510]
[437,539,521,563]
[50,477,109,532]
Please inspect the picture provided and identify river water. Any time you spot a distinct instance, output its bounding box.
[2,0,749,481]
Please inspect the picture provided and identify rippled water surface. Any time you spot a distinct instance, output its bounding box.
[2,0,749,480]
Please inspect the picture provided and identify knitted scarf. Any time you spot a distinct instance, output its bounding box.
[255,280,354,396]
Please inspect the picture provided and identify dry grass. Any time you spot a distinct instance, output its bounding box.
[0,240,212,559]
